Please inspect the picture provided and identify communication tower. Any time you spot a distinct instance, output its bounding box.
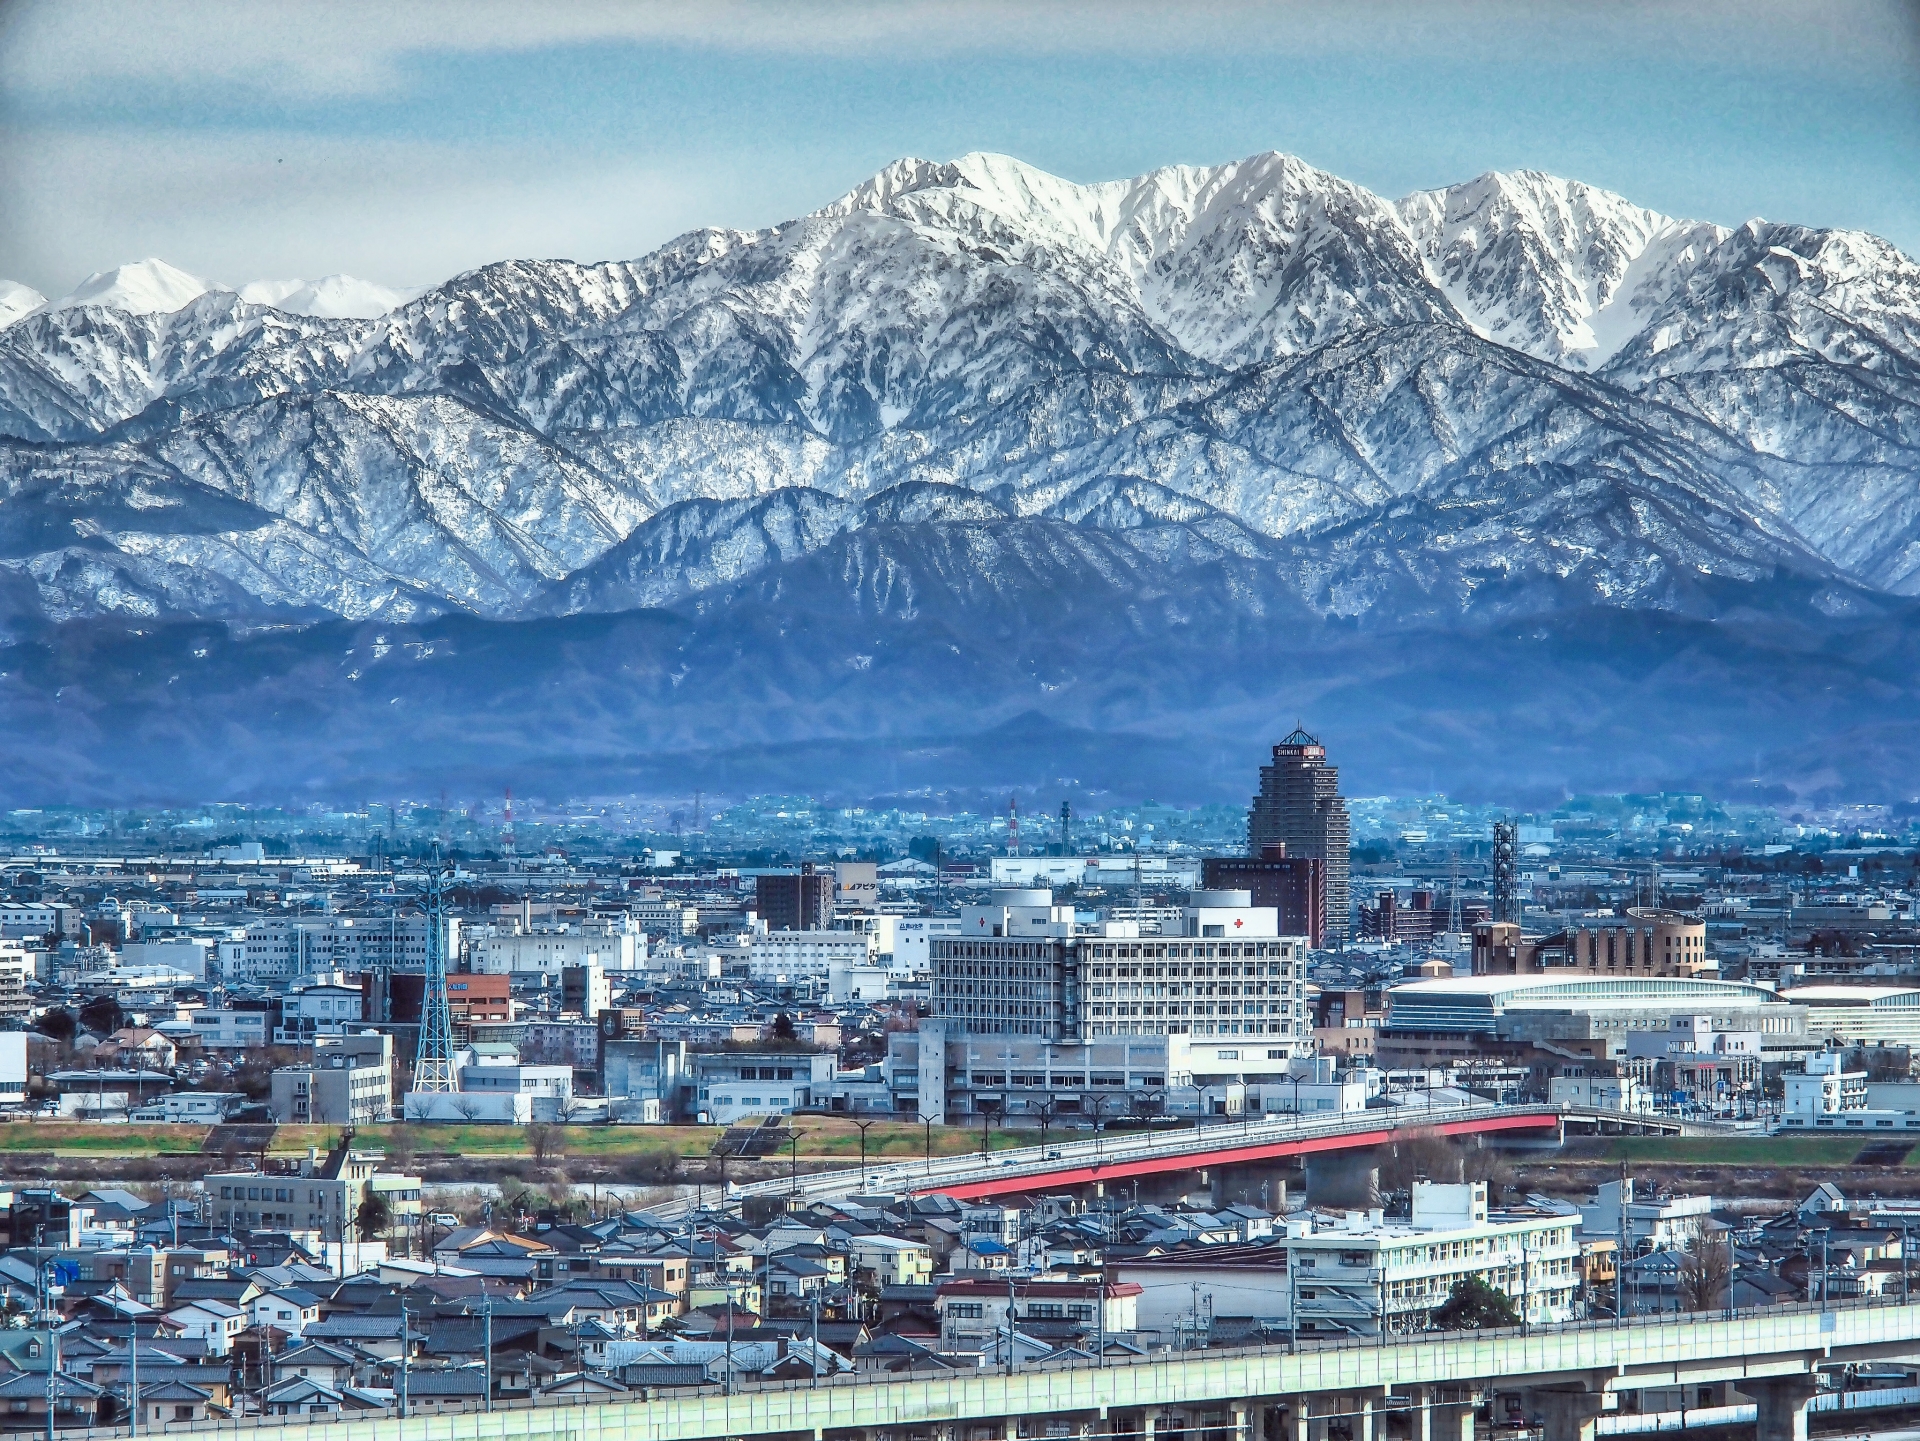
[1491,820,1519,924]
[410,849,458,1092]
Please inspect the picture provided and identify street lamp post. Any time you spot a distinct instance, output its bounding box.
[851,1117,877,1193]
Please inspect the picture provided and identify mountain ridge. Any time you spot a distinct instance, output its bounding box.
[1,150,1918,802]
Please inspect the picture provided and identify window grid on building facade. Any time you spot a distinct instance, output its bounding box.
[932,937,1305,1041]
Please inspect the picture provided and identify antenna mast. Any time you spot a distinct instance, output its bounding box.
[1447,849,1463,936]
[1491,820,1518,925]
[1060,800,1072,857]
[1007,797,1020,858]
[410,848,458,1092]
[502,787,515,869]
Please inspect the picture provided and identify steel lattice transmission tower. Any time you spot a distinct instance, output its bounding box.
[1491,820,1520,925]
[410,850,459,1092]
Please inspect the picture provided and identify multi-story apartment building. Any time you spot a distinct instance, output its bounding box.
[0,903,81,939]
[463,916,643,975]
[1247,729,1351,944]
[1117,1182,1580,1339]
[0,943,35,1022]
[754,865,834,932]
[202,1136,409,1243]
[224,915,454,985]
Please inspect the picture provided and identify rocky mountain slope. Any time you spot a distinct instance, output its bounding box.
[2,152,1917,802]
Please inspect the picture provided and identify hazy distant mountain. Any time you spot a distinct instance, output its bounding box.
[2,152,1918,805]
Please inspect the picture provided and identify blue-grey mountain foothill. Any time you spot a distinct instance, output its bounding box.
[2,153,1919,807]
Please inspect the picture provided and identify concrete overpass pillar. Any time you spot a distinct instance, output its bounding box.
[1532,1392,1603,1441]
[1305,1148,1379,1207]
[1746,1377,1820,1441]
[1410,1389,1431,1441]
[1357,1394,1378,1441]
[1433,1403,1475,1441]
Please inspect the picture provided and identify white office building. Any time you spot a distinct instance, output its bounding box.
[724,929,875,985]
[891,917,962,975]
[464,916,645,975]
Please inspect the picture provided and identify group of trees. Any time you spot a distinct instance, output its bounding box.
[33,994,126,1044]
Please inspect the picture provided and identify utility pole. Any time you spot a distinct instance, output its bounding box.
[44,1317,56,1441]
[483,1293,493,1413]
[809,1289,821,1389]
[1004,1275,1017,1375]
[1616,1161,1628,1324]
[398,1302,410,1419]
[129,1317,138,1438]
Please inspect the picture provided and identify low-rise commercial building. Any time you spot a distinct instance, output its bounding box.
[1782,985,1920,1050]
[1376,975,1806,1082]
[690,1049,836,1124]
[269,1033,394,1126]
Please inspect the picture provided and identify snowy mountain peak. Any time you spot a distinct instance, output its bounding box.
[0,280,45,329]
[1395,169,1719,368]
[47,258,223,317]
[235,274,413,319]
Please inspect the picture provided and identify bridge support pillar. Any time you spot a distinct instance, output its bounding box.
[1746,1376,1820,1441]
[1433,1403,1475,1441]
[1357,1392,1378,1441]
[1532,1391,1604,1441]
[1410,1388,1431,1441]
[1305,1147,1379,1207]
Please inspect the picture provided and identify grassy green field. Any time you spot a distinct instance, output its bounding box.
[1573,1136,1882,1167]
[0,1116,1029,1160]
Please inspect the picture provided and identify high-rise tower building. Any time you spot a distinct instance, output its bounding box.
[1248,728,1351,944]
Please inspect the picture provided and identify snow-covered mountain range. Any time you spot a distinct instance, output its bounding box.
[3,152,1919,803]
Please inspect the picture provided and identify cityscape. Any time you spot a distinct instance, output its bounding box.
[4,4,1920,1441]
[0,729,1915,1433]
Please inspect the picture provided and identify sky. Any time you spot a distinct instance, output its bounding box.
[2,0,1918,299]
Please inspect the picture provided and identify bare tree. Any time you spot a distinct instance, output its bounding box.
[529,1123,562,1165]
[384,1125,418,1170]
[1675,1221,1733,1313]
[1379,1136,1465,1194]
[1461,1142,1516,1202]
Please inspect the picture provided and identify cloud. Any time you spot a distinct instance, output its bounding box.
[0,126,797,297]
[6,0,1912,102]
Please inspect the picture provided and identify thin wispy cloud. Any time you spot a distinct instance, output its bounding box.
[3,1,1915,298]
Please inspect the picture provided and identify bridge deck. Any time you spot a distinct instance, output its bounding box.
[923,1111,1559,1200]
[70,1298,1920,1441]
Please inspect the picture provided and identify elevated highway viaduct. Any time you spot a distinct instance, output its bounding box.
[123,1299,1920,1441]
